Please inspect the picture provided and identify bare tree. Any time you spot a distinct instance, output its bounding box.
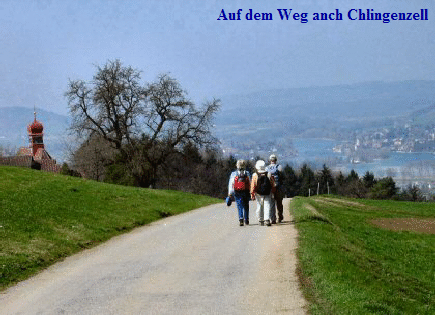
[66,60,220,187]
[137,74,220,184]
[66,59,146,155]
[72,134,116,181]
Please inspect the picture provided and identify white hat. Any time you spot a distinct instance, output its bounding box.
[255,160,267,173]
[269,154,277,162]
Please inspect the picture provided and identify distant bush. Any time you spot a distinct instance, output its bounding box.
[395,184,424,202]
[60,162,81,178]
[368,177,398,200]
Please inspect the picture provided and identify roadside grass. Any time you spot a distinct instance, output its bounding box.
[0,166,221,291]
[292,195,435,314]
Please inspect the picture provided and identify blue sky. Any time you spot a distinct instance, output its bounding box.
[0,0,434,115]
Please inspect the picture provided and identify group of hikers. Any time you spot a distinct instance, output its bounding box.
[227,154,284,226]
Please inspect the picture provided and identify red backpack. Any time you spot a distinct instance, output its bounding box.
[234,171,249,191]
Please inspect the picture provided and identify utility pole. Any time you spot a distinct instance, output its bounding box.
[327,181,330,195]
[317,182,320,195]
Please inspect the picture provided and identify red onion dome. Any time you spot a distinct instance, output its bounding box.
[28,119,44,134]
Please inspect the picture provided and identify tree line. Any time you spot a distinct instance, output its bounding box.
[65,144,425,202]
[278,163,425,202]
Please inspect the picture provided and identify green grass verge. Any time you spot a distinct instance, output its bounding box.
[0,166,221,291]
[291,195,435,314]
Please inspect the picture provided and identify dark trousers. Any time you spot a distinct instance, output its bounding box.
[270,188,284,222]
[234,191,250,221]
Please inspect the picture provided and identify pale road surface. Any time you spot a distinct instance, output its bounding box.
[0,198,306,314]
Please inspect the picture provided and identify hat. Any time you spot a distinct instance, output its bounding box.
[255,160,267,173]
[269,154,277,162]
[236,159,246,170]
[226,196,233,206]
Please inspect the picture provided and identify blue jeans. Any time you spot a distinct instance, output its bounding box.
[234,191,250,221]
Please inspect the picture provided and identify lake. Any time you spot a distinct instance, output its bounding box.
[289,138,435,187]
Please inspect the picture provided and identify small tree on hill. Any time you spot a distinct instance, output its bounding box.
[369,177,397,199]
[347,169,359,182]
[363,171,376,189]
[72,134,115,181]
[399,184,424,202]
[283,164,299,197]
[408,184,423,202]
[317,164,334,195]
[299,163,315,196]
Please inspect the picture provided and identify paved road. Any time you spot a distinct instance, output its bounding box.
[0,198,306,314]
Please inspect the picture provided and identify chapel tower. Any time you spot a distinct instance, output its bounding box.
[27,111,45,156]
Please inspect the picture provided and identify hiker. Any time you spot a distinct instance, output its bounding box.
[250,160,276,226]
[228,160,251,226]
[267,154,284,224]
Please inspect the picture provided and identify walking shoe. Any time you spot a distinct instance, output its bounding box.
[260,221,264,226]
[266,220,271,226]
[245,220,249,225]
[239,219,244,226]
[271,220,276,224]
[278,219,282,223]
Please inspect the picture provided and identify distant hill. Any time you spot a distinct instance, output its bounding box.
[214,80,435,139]
[409,103,435,126]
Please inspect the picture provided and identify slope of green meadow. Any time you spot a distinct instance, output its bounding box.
[292,195,435,314]
[0,166,221,291]
[4,164,435,314]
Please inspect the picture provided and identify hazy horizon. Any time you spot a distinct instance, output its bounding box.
[0,0,435,114]
[0,0,434,116]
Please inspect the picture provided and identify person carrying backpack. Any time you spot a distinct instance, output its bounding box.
[267,154,284,224]
[228,160,251,226]
[250,160,276,226]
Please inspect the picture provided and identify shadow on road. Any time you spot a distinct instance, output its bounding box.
[244,220,296,226]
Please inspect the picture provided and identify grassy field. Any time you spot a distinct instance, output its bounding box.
[0,165,221,291]
[292,195,435,314]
